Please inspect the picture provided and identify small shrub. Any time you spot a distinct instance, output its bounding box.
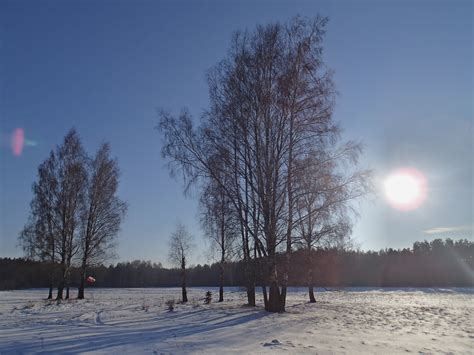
[204,291,212,305]
[165,299,175,312]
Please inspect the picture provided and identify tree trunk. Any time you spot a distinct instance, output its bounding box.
[307,248,316,303]
[262,285,268,309]
[181,256,188,303]
[267,282,284,312]
[78,278,85,300]
[65,256,72,300]
[281,119,294,312]
[56,263,65,300]
[48,259,55,299]
[308,285,316,303]
[280,252,289,310]
[78,266,85,300]
[219,285,224,303]
[56,283,64,300]
[266,260,284,312]
[65,268,70,299]
[78,260,87,299]
[244,259,256,306]
[280,249,290,310]
[280,285,287,310]
[181,282,188,303]
[218,262,224,302]
[246,285,256,307]
[243,255,255,306]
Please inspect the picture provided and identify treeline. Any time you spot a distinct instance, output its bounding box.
[2,238,472,290]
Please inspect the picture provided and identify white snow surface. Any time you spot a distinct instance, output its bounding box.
[0,287,473,354]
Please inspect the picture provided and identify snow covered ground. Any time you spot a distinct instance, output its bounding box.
[0,287,472,354]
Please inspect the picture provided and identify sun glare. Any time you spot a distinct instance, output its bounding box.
[384,168,427,211]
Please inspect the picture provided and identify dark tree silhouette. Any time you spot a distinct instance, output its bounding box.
[19,152,58,299]
[168,224,194,303]
[293,148,370,302]
[159,16,370,312]
[200,178,237,302]
[20,129,86,300]
[19,130,126,300]
[78,143,127,299]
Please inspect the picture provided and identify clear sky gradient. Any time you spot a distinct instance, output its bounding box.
[1,0,472,266]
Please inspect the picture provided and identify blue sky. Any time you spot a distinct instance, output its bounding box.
[1,0,472,266]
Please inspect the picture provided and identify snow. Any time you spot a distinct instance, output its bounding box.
[0,287,473,354]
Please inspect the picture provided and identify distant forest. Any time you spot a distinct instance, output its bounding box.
[1,238,473,290]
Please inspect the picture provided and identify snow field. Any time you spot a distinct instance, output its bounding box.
[0,287,472,354]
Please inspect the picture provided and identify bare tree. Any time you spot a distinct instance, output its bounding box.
[19,151,59,299]
[159,109,260,306]
[159,16,370,312]
[20,129,86,300]
[20,130,127,300]
[294,147,371,302]
[55,130,87,300]
[77,143,127,299]
[168,223,194,303]
[200,178,237,302]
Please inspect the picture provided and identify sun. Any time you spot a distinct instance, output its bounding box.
[384,168,427,211]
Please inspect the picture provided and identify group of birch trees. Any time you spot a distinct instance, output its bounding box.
[19,129,127,300]
[159,16,370,312]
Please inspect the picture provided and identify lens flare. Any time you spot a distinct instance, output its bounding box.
[384,167,427,211]
[11,128,25,156]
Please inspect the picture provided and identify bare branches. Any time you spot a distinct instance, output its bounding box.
[19,129,126,300]
[168,223,194,267]
[77,142,127,298]
[168,223,194,303]
[158,16,372,311]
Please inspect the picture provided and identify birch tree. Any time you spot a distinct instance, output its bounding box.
[159,16,370,312]
[20,129,86,300]
[55,130,87,299]
[200,178,237,302]
[20,130,126,300]
[294,147,370,302]
[19,152,58,299]
[168,224,194,303]
[77,143,127,299]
